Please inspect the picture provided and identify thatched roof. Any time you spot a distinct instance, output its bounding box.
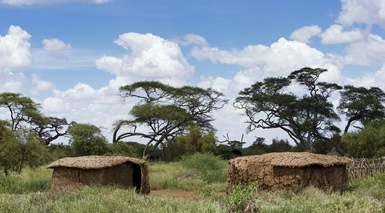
[48,155,146,169]
[231,152,351,168]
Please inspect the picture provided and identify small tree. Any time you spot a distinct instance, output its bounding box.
[69,123,108,156]
[176,126,216,154]
[0,122,49,175]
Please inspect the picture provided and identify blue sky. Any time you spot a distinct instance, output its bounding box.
[1,0,385,144]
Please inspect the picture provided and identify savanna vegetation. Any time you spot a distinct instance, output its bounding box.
[0,155,384,212]
[1,67,385,212]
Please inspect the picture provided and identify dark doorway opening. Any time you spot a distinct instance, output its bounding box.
[132,164,142,192]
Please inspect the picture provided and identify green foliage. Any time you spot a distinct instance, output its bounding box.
[0,124,49,175]
[114,81,227,159]
[0,92,68,145]
[181,153,226,183]
[0,93,40,131]
[344,119,385,157]
[48,144,73,160]
[235,67,342,150]
[244,138,293,155]
[131,103,192,124]
[68,123,108,156]
[339,85,385,133]
[108,142,146,158]
[176,126,216,154]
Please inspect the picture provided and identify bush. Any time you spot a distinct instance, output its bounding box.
[0,127,50,175]
[68,123,108,156]
[344,119,385,158]
[180,153,226,183]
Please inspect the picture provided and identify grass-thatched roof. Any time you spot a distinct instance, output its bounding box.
[48,155,146,170]
[231,152,351,168]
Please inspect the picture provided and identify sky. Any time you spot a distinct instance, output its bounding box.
[1,0,385,145]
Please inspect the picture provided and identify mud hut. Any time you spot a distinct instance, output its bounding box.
[48,155,150,194]
[228,152,351,191]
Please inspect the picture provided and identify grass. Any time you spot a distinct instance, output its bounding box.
[0,157,384,212]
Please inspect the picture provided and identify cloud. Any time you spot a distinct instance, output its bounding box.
[197,76,231,93]
[177,33,208,46]
[290,25,322,43]
[41,82,130,141]
[0,0,110,6]
[320,24,364,44]
[0,25,31,70]
[345,34,385,65]
[0,71,24,93]
[192,37,343,82]
[42,38,72,52]
[31,74,54,93]
[338,0,385,27]
[96,32,194,85]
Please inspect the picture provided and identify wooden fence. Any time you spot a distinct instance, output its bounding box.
[348,157,385,179]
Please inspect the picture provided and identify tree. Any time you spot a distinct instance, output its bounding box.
[31,116,69,145]
[0,122,49,175]
[68,123,108,156]
[113,81,227,158]
[0,93,40,131]
[0,93,68,145]
[235,67,342,150]
[338,85,385,134]
[176,126,216,153]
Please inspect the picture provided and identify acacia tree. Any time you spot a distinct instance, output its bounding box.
[31,117,68,145]
[113,81,227,158]
[0,93,68,145]
[0,93,40,131]
[235,67,342,150]
[338,85,385,134]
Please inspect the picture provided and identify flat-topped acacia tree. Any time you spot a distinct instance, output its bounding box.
[235,68,342,151]
[0,92,68,145]
[113,81,228,158]
[235,67,385,151]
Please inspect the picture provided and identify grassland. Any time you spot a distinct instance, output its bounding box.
[0,154,384,213]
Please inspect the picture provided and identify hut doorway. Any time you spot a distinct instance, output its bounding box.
[132,164,142,192]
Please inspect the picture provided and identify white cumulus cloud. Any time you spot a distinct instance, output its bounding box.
[0,25,31,70]
[290,25,322,43]
[42,38,72,52]
[96,32,194,85]
[321,24,364,44]
[192,37,343,82]
[338,0,385,27]
[345,34,385,65]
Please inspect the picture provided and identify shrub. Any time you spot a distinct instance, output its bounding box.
[344,119,385,158]
[180,153,226,183]
[0,126,50,175]
[68,123,108,156]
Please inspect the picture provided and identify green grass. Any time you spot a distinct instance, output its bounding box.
[0,161,384,213]
[0,187,223,213]
[0,167,50,194]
